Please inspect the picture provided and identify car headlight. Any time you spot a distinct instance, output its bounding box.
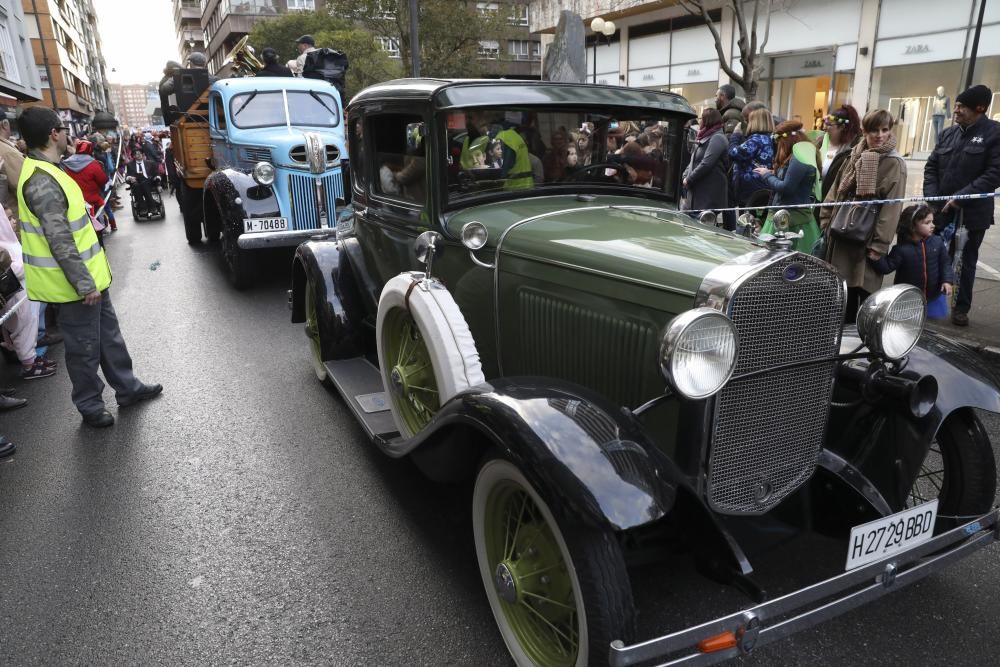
[857,284,926,360]
[659,308,739,399]
[252,161,275,186]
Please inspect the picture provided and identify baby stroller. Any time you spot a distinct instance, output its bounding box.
[127,177,165,221]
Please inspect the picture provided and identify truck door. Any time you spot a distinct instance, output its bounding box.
[208,92,235,169]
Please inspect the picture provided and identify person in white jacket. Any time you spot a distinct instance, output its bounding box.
[0,206,55,381]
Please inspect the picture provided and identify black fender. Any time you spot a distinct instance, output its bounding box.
[290,237,368,360]
[401,378,753,574]
[829,329,1000,511]
[204,168,281,240]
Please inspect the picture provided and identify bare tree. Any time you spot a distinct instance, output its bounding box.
[679,0,773,100]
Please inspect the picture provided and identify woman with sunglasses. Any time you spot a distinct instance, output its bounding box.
[752,120,822,253]
[818,105,861,200]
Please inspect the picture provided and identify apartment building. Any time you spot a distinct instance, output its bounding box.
[0,0,42,115]
[21,0,112,135]
[109,82,155,130]
[201,0,331,75]
[175,0,206,64]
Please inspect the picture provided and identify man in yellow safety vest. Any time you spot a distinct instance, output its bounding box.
[17,107,161,427]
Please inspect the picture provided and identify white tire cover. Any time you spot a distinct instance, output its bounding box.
[376,272,486,436]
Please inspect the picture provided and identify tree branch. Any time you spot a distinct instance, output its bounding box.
[759,0,773,55]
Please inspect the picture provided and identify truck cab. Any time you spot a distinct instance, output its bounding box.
[173,76,347,288]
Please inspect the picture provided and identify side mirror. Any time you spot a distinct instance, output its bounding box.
[414,231,442,278]
[736,212,757,237]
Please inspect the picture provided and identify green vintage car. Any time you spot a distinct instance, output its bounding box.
[289,79,1000,666]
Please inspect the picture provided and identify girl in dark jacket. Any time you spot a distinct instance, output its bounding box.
[683,108,729,213]
[871,204,955,318]
[728,108,775,206]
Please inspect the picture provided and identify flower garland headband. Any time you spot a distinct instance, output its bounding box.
[771,129,803,140]
[825,114,850,125]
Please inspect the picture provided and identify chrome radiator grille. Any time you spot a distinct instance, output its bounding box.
[706,254,845,515]
[287,171,345,230]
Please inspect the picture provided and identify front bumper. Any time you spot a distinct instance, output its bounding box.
[237,228,334,249]
[609,509,1000,666]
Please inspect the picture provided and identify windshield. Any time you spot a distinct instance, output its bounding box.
[230,90,340,129]
[444,106,683,206]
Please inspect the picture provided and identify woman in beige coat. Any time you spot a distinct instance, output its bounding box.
[820,109,907,323]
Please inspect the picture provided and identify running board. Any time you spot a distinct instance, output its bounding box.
[325,358,399,441]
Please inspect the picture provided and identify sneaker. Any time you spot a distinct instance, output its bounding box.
[37,332,63,347]
[21,358,56,380]
[952,312,969,327]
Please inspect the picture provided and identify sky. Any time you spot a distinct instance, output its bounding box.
[92,0,180,85]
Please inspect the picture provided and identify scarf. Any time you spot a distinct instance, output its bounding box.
[696,123,722,141]
[836,133,896,199]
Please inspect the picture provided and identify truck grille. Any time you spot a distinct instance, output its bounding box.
[289,144,340,164]
[706,254,844,515]
[288,171,345,230]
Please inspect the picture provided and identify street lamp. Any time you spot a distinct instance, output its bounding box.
[590,17,616,85]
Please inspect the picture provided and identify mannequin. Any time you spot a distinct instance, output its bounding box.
[931,85,950,142]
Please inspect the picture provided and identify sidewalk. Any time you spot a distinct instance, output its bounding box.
[902,159,1000,362]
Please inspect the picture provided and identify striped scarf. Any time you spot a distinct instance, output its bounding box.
[837,133,896,199]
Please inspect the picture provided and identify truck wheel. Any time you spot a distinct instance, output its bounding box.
[375,272,485,438]
[180,182,203,244]
[473,458,636,667]
[304,273,329,383]
[221,225,254,289]
[907,409,997,529]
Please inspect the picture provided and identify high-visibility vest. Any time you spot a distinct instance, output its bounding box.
[495,128,534,191]
[17,157,112,303]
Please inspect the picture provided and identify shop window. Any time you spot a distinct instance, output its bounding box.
[871,60,963,154]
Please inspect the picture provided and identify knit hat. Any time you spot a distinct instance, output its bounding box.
[956,85,992,111]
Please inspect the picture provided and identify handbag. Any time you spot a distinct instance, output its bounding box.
[0,264,22,309]
[829,200,880,243]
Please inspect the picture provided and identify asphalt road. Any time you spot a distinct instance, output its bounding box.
[0,197,998,666]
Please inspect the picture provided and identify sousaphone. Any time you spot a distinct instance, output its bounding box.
[223,35,263,77]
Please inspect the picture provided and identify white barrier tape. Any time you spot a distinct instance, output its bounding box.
[0,294,27,327]
[699,190,1000,215]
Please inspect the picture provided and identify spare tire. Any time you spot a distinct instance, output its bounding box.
[376,272,485,438]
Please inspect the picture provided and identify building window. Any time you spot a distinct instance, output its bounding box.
[477,2,499,16]
[373,0,395,19]
[0,23,20,85]
[507,39,539,61]
[478,40,500,60]
[287,0,315,9]
[508,4,528,26]
[376,36,400,59]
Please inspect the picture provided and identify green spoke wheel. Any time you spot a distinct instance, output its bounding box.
[473,459,635,667]
[381,307,440,436]
[906,410,997,531]
[304,276,328,383]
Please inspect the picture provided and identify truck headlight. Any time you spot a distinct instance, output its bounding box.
[252,162,275,186]
[857,284,925,360]
[659,308,738,399]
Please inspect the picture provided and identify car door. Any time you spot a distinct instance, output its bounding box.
[208,91,235,169]
[352,106,430,302]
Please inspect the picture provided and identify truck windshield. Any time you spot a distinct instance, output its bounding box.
[444,107,683,206]
[230,91,340,129]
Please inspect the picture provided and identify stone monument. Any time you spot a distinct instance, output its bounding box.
[542,10,587,83]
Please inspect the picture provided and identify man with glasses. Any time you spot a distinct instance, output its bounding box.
[16,107,161,428]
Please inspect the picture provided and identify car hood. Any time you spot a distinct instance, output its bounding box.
[446,195,754,298]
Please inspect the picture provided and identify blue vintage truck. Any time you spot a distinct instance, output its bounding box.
[171,76,347,288]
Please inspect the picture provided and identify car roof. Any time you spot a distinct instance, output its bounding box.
[348,78,695,116]
[211,77,342,98]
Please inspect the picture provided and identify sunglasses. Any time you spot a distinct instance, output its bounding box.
[53,126,69,133]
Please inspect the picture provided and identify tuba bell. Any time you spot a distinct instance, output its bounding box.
[223,35,263,77]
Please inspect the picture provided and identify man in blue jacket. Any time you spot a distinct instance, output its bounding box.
[923,84,1000,327]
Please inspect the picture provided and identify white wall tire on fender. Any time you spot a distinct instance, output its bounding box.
[376,272,485,438]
